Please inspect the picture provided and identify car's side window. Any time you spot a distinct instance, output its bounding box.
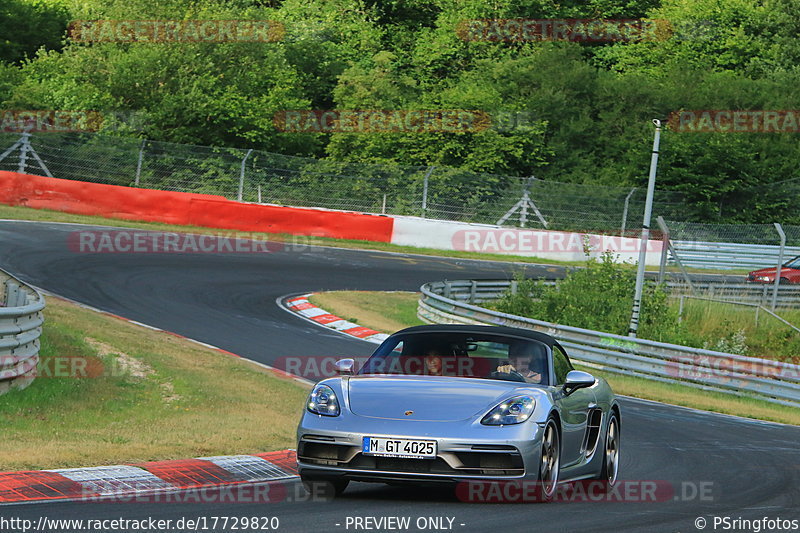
[552,345,573,385]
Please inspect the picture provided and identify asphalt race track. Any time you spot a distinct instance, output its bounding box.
[2,220,799,533]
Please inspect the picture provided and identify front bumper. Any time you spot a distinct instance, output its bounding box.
[297,414,543,483]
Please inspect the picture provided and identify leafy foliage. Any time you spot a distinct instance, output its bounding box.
[494,254,677,337]
[1,0,799,222]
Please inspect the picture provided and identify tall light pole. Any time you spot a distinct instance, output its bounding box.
[628,119,662,338]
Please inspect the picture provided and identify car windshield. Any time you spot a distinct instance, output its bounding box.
[358,332,551,385]
[784,256,800,269]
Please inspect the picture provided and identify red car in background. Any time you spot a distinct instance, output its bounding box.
[747,255,800,284]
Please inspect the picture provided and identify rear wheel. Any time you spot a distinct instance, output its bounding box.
[594,411,620,492]
[301,475,349,499]
[537,418,560,502]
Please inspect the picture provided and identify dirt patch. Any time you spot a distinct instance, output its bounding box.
[85,337,153,380]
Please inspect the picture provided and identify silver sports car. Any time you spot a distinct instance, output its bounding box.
[296,325,620,501]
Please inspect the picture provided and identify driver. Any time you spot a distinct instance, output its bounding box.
[496,345,546,384]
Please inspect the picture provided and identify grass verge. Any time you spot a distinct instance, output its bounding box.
[0,296,309,471]
[0,203,747,274]
[306,290,799,426]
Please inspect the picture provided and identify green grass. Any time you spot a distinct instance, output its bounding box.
[309,291,425,333]
[0,296,309,471]
[309,290,800,426]
[676,299,800,363]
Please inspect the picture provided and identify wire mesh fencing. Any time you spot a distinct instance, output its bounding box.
[0,130,756,236]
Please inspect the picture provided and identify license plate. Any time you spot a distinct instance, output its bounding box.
[362,437,437,459]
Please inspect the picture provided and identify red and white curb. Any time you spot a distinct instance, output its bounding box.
[0,450,297,504]
[283,294,389,345]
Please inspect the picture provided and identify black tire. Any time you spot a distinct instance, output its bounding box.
[536,417,561,502]
[780,277,791,285]
[594,411,620,493]
[301,475,349,499]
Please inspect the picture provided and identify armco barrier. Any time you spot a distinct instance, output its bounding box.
[418,280,800,408]
[429,278,800,309]
[0,172,394,242]
[671,240,800,270]
[0,269,45,395]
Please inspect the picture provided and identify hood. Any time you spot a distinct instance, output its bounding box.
[750,266,798,277]
[346,375,535,421]
[750,267,778,277]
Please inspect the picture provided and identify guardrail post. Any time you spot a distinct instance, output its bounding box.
[6,281,20,310]
[772,223,786,311]
[16,288,27,307]
[444,280,451,299]
[470,280,477,304]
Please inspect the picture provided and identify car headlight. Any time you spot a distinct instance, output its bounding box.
[481,395,535,426]
[307,384,340,416]
[757,276,771,282]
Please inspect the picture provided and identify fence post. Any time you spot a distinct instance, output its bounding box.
[656,216,670,283]
[772,223,786,311]
[17,132,30,174]
[238,149,253,202]
[134,139,145,186]
[421,166,434,217]
[620,187,636,237]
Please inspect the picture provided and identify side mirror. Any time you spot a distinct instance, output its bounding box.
[563,370,595,395]
[335,358,355,376]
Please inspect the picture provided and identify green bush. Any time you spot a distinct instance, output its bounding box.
[493,253,682,338]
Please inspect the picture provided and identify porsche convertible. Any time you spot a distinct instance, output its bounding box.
[296,324,620,500]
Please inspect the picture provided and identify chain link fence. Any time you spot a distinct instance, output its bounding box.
[0,131,691,234]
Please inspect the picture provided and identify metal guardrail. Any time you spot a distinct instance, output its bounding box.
[418,279,800,408]
[0,269,45,395]
[432,278,800,309]
[667,281,800,308]
[670,240,800,270]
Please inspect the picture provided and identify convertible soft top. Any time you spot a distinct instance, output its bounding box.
[389,324,558,347]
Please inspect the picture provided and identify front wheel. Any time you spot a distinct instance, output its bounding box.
[301,475,349,499]
[537,417,561,502]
